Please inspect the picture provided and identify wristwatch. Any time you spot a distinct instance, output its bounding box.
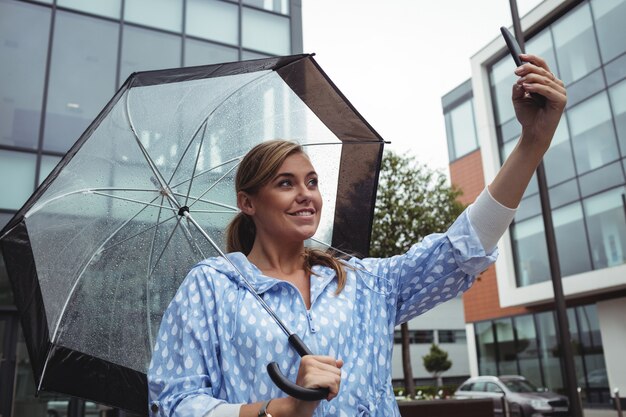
[258,399,273,417]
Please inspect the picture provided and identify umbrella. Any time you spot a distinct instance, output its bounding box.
[0,54,384,414]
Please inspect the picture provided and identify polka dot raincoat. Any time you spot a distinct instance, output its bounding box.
[147,210,497,416]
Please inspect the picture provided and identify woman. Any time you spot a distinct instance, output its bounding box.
[148,54,566,417]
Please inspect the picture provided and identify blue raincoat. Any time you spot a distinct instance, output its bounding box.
[148,210,497,416]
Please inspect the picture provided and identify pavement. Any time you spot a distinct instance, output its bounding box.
[583,409,622,417]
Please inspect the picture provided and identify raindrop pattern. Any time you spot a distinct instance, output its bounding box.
[148,211,497,416]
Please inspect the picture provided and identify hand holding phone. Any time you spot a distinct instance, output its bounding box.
[500,26,546,106]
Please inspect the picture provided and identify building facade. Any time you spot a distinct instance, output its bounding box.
[0,1,302,415]
[443,0,626,407]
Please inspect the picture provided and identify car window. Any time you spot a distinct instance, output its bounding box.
[472,381,487,392]
[486,382,503,393]
[503,379,538,393]
[459,383,474,391]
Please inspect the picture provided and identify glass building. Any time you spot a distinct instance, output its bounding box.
[0,0,302,415]
[443,0,626,408]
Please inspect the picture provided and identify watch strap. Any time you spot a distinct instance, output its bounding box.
[258,399,273,417]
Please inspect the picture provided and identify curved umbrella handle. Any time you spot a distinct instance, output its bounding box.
[266,334,329,401]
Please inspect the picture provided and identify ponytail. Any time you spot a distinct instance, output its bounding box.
[226,212,256,255]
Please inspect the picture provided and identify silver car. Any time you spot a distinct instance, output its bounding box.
[454,375,569,417]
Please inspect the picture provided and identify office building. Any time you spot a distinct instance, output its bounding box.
[443,0,626,407]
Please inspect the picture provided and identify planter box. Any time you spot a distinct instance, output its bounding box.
[398,399,495,417]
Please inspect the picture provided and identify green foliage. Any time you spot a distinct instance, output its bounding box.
[370,151,464,259]
[422,343,452,377]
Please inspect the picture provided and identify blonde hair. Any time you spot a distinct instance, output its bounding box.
[226,140,347,293]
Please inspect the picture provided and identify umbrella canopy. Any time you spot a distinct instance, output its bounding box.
[0,54,384,414]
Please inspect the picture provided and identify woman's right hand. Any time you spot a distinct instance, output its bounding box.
[285,355,343,416]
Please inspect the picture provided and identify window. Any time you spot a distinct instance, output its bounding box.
[476,321,497,375]
[495,318,517,375]
[552,3,601,84]
[186,0,238,45]
[43,11,118,153]
[553,202,592,276]
[609,78,626,156]
[438,330,466,344]
[512,216,550,286]
[120,26,181,83]
[0,150,36,210]
[583,187,626,269]
[184,39,238,67]
[445,99,478,161]
[242,7,290,55]
[57,0,121,19]
[591,0,626,63]
[39,155,62,185]
[490,55,517,125]
[124,0,182,32]
[243,0,289,15]
[486,383,503,393]
[0,1,50,149]
[542,116,575,187]
[393,329,434,344]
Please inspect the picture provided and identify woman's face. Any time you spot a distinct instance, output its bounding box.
[241,152,322,244]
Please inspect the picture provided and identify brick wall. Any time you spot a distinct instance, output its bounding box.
[449,150,530,323]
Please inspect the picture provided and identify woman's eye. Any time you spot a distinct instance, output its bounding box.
[278,180,292,187]
[308,178,318,187]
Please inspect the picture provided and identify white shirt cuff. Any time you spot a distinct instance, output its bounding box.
[468,187,517,253]
[204,403,243,417]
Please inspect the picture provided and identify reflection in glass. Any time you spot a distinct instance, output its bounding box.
[124,0,182,32]
[536,312,563,393]
[568,92,619,174]
[43,11,118,153]
[543,116,575,186]
[553,203,592,276]
[475,321,498,375]
[512,216,550,286]
[0,150,36,210]
[591,0,626,63]
[187,0,238,45]
[578,162,624,197]
[552,3,601,84]
[242,8,290,55]
[549,179,579,209]
[583,187,626,269]
[120,26,181,83]
[448,99,478,160]
[609,78,626,156]
[490,55,517,125]
[513,315,542,386]
[185,39,238,67]
[495,318,518,375]
[57,0,121,19]
[243,0,289,15]
[0,1,50,149]
[39,155,62,185]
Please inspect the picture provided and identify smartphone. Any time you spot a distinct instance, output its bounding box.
[500,26,546,105]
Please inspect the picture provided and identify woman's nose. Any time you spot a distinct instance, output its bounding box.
[296,184,312,202]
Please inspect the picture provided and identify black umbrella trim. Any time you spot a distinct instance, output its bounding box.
[0,220,50,383]
[42,345,147,416]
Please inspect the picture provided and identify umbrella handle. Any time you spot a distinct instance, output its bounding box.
[266,334,330,401]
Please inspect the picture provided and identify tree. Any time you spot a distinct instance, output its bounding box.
[369,151,464,398]
[422,343,452,388]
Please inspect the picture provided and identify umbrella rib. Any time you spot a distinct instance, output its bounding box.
[166,119,206,188]
[148,216,182,279]
[170,156,243,189]
[187,160,241,209]
[170,192,238,212]
[91,192,177,212]
[183,209,236,214]
[180,217,206,260]
[100,214,177,253]
[183,121,209,207]
[145,195,166,350]
[125,90,181,209]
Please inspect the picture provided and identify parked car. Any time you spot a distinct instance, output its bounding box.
[454,375,569,417]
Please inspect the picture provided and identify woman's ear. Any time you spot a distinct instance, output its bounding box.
[237,191,255,215]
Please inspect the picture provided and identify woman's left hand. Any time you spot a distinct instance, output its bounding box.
[512,53,567,152]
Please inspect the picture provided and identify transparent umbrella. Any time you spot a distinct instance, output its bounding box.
[0,54,384,414]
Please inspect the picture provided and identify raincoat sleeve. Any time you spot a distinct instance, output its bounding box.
[358,206,498,325]
[147,264,228,417]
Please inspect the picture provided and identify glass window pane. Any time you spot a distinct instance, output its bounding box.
[0,1,50,149]
[566,68,606,108]
[549,179,579,209]
[515,194,542,223]
[536,311,564,392]
[243,0,289,15]
[39,155,62,185]
[512,216,550,286]
[591,0,626,63]
[241,50,272,60]
[0,150,36,210]
[0,212,12,230]
[609,78,626,156]
[526,30,559,79]
[43,11,118,153]
[124,0,182,32]
[544,116,575,186]
[490,55,516,125]
[553,202,592,276]
[242,7,290,55]
[448,99,478,158]
[57,0,121,19]
[513,315,543,386]
[184,39,238,66]
[495,318,518,375]
[120,26,181,83]
[583,187,626,269]
[475,322,498,375]
[568,93,620,174]
[578,161,624,197]
[187,0,238,45]
[0,239,14,304]
[552,3,601,85]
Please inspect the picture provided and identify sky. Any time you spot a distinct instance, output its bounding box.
[302,0,543,173]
